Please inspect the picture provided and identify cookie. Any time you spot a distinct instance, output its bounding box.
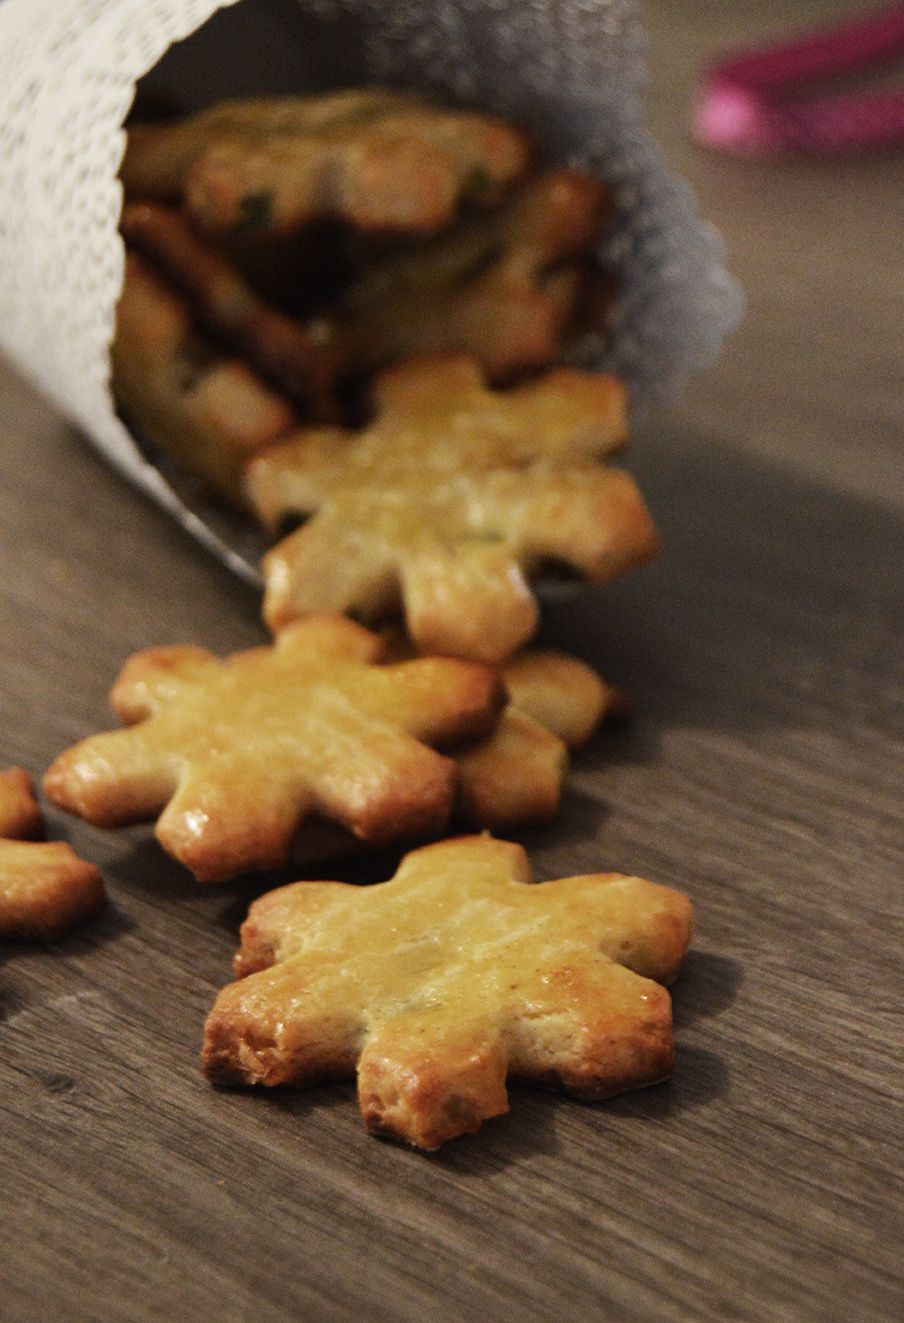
[381,634,627,829]
[122,90,411,199]
[276,641,622,853]
[457,652,628,826]
[185,102,529,236]
[113,252,296,500]
[501,649,632,747]
[0,765,43,840]
[333,168,611,380]
[121,202,339,417]
[203,835,693,1149]
[43,617,505,882]
[124,90,530,235]
[284,707,564,850]
[247,356,659,661]
[454,710,569,828]
[0,768,105,940]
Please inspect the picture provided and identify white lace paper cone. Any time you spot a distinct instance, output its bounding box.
[0,0,743,583]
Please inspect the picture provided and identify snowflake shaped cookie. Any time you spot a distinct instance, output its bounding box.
[123,90,529,235]
[44,618,504,881]
[204,835,693,1149]
[248,356,659,661]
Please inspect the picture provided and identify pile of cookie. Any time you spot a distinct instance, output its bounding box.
[1,91,694,1150]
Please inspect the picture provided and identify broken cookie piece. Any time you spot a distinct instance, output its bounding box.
[203,835,693,1149]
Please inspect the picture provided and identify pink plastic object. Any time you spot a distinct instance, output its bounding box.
[693,4,904,155]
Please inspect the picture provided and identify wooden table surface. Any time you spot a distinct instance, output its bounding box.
[1,4,902,1321]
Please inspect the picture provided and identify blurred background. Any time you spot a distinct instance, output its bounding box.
[643,0,901,508]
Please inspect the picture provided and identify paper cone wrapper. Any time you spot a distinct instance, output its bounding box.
[0,0,743,582]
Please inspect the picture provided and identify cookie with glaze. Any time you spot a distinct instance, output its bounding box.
[0,768,104,940]
[382,634,629,829]
[248,356,659,662]
[203,835,693,1149]
[44,617,505,882]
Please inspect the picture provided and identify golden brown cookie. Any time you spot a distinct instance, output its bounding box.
[288,643,623,844]
[454,652,628,827]
[0,767,105,940]
[453,709,569,828]
[112,252,297,500]
[186,102,529,236]
[203,835,693,1149]
[380,634,627,829]
[121,202,339,417]
[281,642,622,850]
[282,709,564,852]
[43,617,505,882]
[501,649,631,747]
[0,766,43,840]
[0,841,105,941]
[248,356,659,662]
[124,90,530,235]
[332,168,611,380]
[122,90,412,198]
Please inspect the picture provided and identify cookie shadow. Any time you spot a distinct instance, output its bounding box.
[538,423,903,751]
[223,1078,565,1167]
[671,950,743,1030]
[107,829,399,911]
[494,784,613,859]
[232,1078,360,1128]
[600,1045,730,1122]
[578,714,662,771]
[44,900,136,955]
[428,1089,566,1168]
[106,831,217,903]
[426,1049,729,1173]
